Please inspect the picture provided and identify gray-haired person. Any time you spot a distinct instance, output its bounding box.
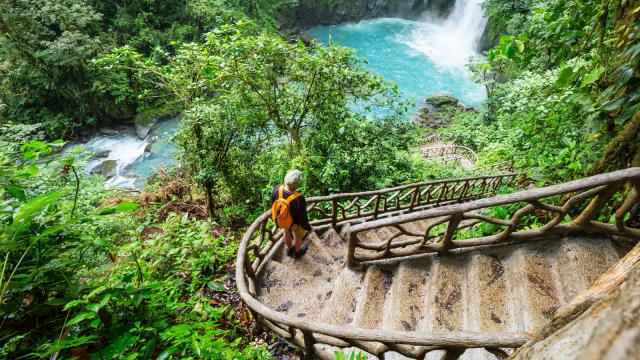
[271,170,312,258]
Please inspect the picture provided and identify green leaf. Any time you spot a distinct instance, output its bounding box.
[98,207,116,215]
[7,185,26,202]
[616,103,639,125]
[5,190,66,240]
[601,97,626,111]
[555,67,574,87]
[64,299,88,310]
[115,202,139,212]
[580,66,605,88]
[14,165,39,179]
[99,202,139,215]
[66,312,96,327]
[504,42,516,58]
[514,39,525,53]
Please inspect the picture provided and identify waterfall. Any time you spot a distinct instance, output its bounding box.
[402,0,488,70]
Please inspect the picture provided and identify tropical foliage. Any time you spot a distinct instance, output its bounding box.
[96,23,427,216]
[0,0,294,138]
[0,138,271,358]
[1,0,639,358]
[447,0,640,183]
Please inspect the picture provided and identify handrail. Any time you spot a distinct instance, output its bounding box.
[346,168,640,267]
[236,168,640,358]
[236,173,522,359]
[475,160,516,173]
[303,173,518,228]
[420,144,479,165]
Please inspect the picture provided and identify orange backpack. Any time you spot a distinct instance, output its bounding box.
[271,186,301,230]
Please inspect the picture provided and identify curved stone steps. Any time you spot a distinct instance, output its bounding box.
[353,266,395,329]
[385,260,432,332]
[256,227,623,359]
[317,268,364,326]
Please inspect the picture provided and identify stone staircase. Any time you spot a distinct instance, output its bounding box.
[238,168,640,359]
[256,221,629,359]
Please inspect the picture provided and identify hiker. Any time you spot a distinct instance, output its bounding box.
[271,170,312,258]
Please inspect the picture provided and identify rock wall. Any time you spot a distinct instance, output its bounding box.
[279,0,455,31]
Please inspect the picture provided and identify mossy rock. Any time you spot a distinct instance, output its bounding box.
[425,94,459,107]
[91,159,118,178]
[134,107,176,139]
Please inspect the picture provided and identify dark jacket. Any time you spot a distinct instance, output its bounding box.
[271,184,311,231]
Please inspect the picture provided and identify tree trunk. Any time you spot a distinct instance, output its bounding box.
[590,111,640,175]
[204,184,215,218]
[510,242,640,359]
[289,126,304,154]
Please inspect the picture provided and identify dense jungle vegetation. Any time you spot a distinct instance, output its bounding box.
[0,0,639,358]
[445,0,640,182]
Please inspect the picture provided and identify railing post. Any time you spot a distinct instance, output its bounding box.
[410,186,420,210]
[440,214,462,253]
[331,198,338,228]
[346,231,358,269]
[244,259,257,296]
[373,195,380,219]
[574,182,622,226]
[302,330,316,360]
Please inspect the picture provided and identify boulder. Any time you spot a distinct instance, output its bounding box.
[91,159,117,178]
[296,32,314,46]
[413,94,476,129]
[425,93,459,107]
[93,150,111,158]
[411,106,449,128]
[144,138,155,153]
[99,128,119,136]
[135,118,157,139]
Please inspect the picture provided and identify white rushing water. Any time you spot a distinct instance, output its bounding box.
[67,117,181,189]
[402,0,488,70]
[82,135,149,189]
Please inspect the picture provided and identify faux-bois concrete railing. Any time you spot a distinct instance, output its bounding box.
[420,144,478,165]
[240,173,518,282]
[345,168,640,268]
[236,169,639,359]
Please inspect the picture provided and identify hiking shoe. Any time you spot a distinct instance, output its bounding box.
[286,246,296,257]
[294,243,309,259]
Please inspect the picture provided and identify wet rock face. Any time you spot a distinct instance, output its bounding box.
[279,0,452,30]
[134,118,157,139]
[93,150,111,158]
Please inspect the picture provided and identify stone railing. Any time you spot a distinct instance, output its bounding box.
[346,168,640,267]
[239,173,518,283]
[237,169,640,358]
[475,160,516,173]
[420,144,479,165]
[236,173,521,359]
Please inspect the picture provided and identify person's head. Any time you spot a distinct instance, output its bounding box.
[284,170,303,192]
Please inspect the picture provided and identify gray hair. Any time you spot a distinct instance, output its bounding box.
[284,170,303,191]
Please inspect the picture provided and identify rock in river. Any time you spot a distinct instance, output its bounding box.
[412,94,474,129]
[91,159,117,178]
[135,119,157,139]
[425,93,459,107]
